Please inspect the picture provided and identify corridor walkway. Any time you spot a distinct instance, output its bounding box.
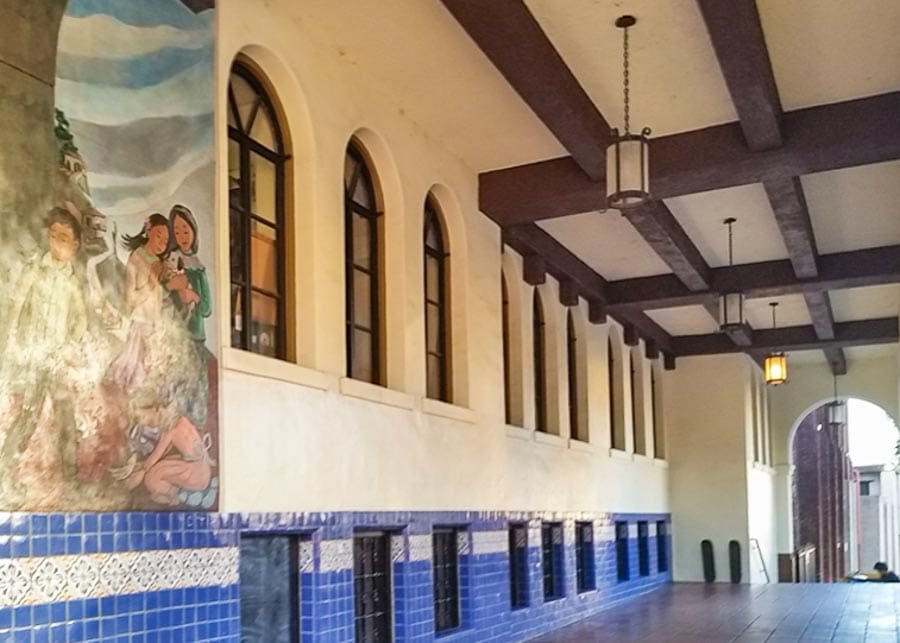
[531,582,900,642]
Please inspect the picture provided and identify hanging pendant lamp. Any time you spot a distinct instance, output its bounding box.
[764,302,788,386]
[826,374,846,429]
[719,218,744,331]
[606,15,651,210]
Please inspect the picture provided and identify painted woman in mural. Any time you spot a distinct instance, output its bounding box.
[166,204,212,344]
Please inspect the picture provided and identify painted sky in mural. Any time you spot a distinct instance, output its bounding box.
[0,0,218,512]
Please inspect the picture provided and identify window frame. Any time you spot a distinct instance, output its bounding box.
[353,532,393,642]
[615,521,630,582]
[502,275,513,424]
[656,520,669,573]
[575,522,596,593]
[566,311,583,441]
[344,143,383,385]
[432,528,461,633]
[238,533,301,643]
[508,524,529,609]
[533,291,547,432]
[541,522,564,601]
[637,521,650,576]
[424,200,450,402]
[227,62,288,360]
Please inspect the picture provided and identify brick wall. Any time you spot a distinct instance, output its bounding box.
[792,406,852,581]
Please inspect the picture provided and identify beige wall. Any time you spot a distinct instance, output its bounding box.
[214,0,670,515]
[667,354,753,582]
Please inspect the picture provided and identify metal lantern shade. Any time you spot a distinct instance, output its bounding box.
[764,352,788,386]
[826,399,847,429]
[719,291,745,331]
[606,127,651,210]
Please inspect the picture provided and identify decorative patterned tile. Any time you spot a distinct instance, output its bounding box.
[318,539,352,572]
[456,530,470,555]
[66,555,100,599]
[0,559,30,606]
[390,534,405,563]
[99,554,129,595]
[408,535,431,562]
[30,558,67,603]
[298,540,314,573]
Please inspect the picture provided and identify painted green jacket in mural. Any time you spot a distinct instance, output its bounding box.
[169,253,211,343]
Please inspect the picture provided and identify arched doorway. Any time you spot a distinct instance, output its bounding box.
[790,397,899,581]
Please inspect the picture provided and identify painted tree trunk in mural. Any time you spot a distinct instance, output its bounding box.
[0,0,219,511]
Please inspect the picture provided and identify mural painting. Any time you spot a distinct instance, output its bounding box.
[0,0,218,511]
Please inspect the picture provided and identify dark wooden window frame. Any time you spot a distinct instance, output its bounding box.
[533,291,547,432]
[656,520,669,573]
[432,528,461,633]
[567,311,583,441]
[344,143,383,384]
[541,522,564,601]
[637,521,650,576]
[424,200,450,402]
[575,521,596,593]
[509,524,529,609]
[502,275,513,424]
[615,521,630,582]
[609,338,624,450]
[631,351,645,455]
[651,366,662,458]
[353,532,393,642]
[238,533,301,643]
[228,62,288,359]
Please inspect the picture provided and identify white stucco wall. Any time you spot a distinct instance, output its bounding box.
[212,0,670,515]
[667,354,752,582]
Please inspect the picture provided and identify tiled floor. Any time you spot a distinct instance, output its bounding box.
[531,582,900,642]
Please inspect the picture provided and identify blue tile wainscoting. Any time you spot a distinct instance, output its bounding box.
[0,510,671,642]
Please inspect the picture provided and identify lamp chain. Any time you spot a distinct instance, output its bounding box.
[623,23,630,134]
[728,220,734,266]
[771,303,777,329]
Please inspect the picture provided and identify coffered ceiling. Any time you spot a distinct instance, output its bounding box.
[291,0,900,372]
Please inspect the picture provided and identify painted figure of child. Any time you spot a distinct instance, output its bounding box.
[125,396,213,506]
[107,213,169,393]
[0,208,87,495]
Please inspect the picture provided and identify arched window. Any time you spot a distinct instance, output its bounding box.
[424,198,450,401]
[631,350,645,455]
[502,274,512,424]
[650,366,660,457]
[567,311,584,441]
[533,291,547,432]
[609,337,624,449]
[228,61,288,359]
[344,142,382,384]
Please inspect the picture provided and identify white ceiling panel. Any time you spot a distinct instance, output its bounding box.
[830,285,900,323]
[786,344,898,368]
[665,184,789,267]
[645,305,719,336]
[538,211,672,281]
[802,160,900,254]
[525,0,737,136]
[758,0,900,111]
[745,295,811,330]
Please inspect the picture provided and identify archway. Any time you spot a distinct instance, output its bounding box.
[789,397,899,582]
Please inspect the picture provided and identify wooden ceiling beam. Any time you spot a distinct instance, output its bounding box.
[480,92,900,226]
[502,224,673,353]
[696,0,783,151]
[763,176,819,279]
[604,245,900,313]
[439,0,610,179]
[622,201,712,291]
[673,318,898,357]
